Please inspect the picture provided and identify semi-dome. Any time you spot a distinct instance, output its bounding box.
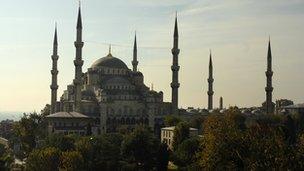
[91,53,128,69]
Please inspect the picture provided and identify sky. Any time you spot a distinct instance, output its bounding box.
[0,0,303,113]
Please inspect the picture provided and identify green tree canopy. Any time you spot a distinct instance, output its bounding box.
[121,126,160,170]
[60,151,84,171]
[172,122,190,151]
[26,147,61,171]
[164,115,181,127]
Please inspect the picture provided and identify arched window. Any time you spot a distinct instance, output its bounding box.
[131,118,136,125]
[126,118,130,124]
[121,118,125,124]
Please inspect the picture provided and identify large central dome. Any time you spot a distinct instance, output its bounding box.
[91,53,128,69]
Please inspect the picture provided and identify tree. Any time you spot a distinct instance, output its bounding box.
[60,151,84,171]
[45,134,75,151]
[164,115,181,127]
[245,123,297,170]
[12,113,44,156]
[172,137,200,169]
[197,113,247,170]
[0,144,13,170]
[189,115,205,133]
[156,142,169,171]
[75,134,123,170]
[172,122,190,151]
[26,147,61,171]
[121,126,160,170]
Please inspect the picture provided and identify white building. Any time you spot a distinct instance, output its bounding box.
[161,126,198,150]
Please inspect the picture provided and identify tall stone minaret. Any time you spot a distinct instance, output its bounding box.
[73,6,84,112]
[50,25,59,114]
[207,51,214,110]
[265,39,274,114]
[171,15,180,115]
[132,33,138,72]
[219,97,223,110]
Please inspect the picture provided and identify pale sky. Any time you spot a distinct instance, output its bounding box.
[0,0,303,113]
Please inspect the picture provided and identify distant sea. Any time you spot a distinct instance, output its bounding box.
[0,112,24,121]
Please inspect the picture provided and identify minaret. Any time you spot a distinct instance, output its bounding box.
[50,25,59,114]
[265,38,274,114]
[73,6,84,112]
[132,32,138,72]
[207,50,214,110]
[219,97,223,110]
[171,14,180,115]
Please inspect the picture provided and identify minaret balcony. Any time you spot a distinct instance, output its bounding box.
[74,60,84,66]
[51,55,59,60]
[207,91,214,96]
[265,71,273,76]
[50,85,58,89]
[171,65,180,71]
[208,78,214,83]
[51,70,58,75]
[265,87,273,92]
[171,48,180,55]
[170,82,180,88]
[74,41,84,48]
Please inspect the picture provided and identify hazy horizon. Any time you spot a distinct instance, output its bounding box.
[0,0,303,113]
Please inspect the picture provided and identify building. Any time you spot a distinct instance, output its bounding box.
[161,126,198,150]
[282,103,304,115]
[48,6,176,135]
[46,112,94,135]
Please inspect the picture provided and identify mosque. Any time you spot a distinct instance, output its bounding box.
[46,6,179,135]
[46,6,276,135]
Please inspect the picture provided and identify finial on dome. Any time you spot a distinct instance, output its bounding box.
[107,44,113,57]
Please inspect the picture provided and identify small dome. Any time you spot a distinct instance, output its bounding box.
[91,53,128,69]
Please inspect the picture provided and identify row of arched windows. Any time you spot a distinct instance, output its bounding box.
[106,117,149,125]
[106,107,146,116]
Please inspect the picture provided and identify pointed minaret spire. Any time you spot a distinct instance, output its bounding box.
[76,4,82,29]
[132,32,138,72]
[73,5,84,112]
[265,37,274,114]
[207,50,214,110]
[171,12,180,115]
[174,12,178,38]
[50,25,59,114]
[53,23,58,45]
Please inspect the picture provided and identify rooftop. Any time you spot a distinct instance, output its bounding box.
[161,126,198,131]
[283,103,304,109]
[46,112,90,119]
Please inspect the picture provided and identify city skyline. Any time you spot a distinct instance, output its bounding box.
[0,0,303,112]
